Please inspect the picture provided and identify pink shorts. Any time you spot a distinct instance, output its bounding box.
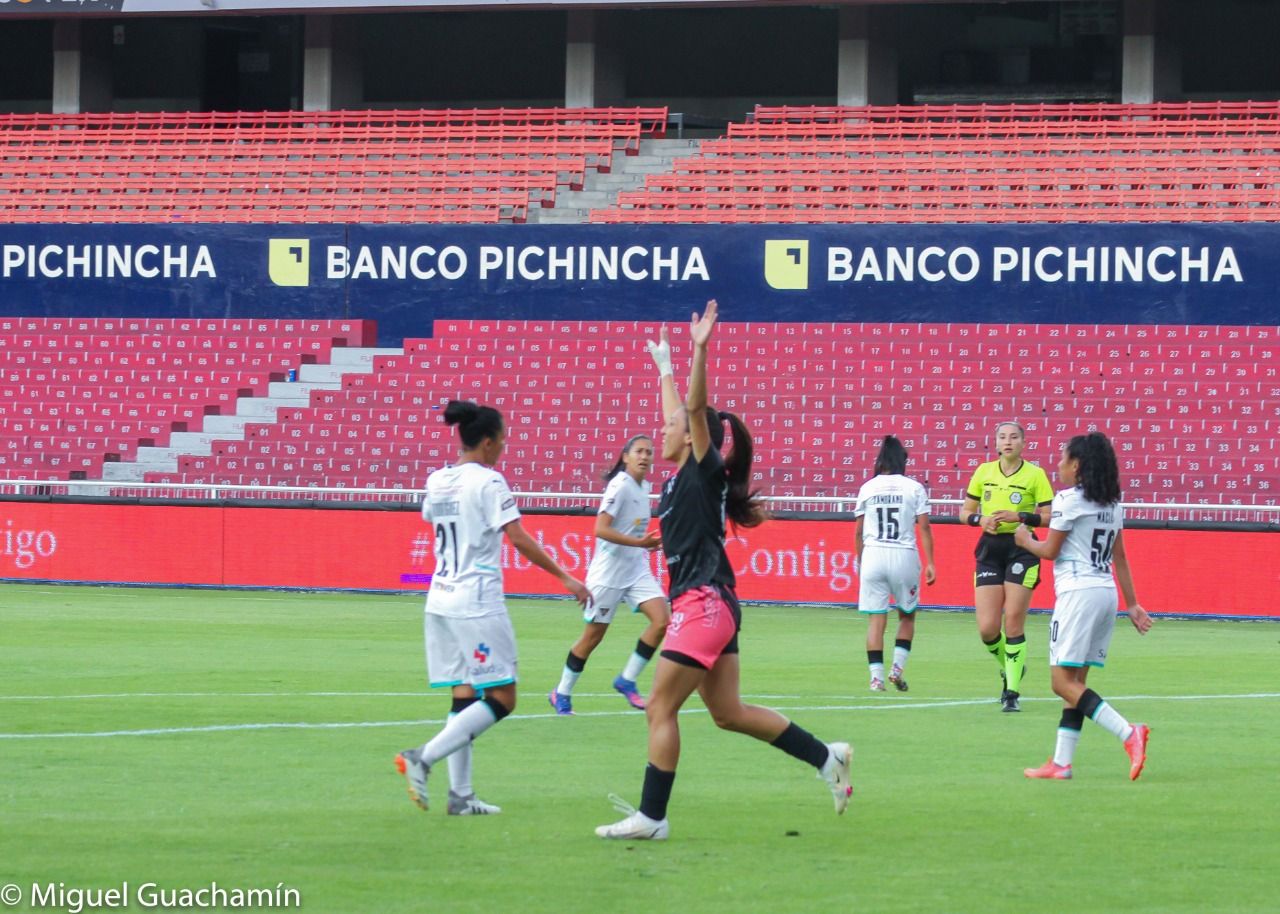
[662,585,741,670]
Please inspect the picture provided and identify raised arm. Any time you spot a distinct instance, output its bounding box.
[686,300,717,463]
[647,325,682,425]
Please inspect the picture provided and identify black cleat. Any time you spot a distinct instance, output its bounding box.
[1001,690,1021,713]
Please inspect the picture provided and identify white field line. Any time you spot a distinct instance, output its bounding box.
[0,693,1277,740]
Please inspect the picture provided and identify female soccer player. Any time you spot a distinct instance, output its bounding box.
[1014,432,1152,780]
[395,400,590,815]
[960,421,1054,712]
[548,434,670,714]
[854,435,936,692]
[596,303,852,842]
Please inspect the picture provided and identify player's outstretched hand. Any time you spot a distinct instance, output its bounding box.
[1128,603,1153,634]
[564,577,591,608]
[639,531,662,551]
[690,299,718,347]
[646,325,673,377]
[924,562,937,585]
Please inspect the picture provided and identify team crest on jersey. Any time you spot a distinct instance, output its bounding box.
[983,491,992,501]
[1010,492,1023,504]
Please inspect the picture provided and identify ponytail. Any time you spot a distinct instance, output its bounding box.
[443,399,504,449]
[1065,431,1122,506]
[708,407,768,529]
[873,435,908,476]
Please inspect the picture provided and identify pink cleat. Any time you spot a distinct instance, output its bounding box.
[1024,759,1073,780]
[1124,724,1150,781]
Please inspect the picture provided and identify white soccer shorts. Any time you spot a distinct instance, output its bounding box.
[424,609,518,690]
[584,573,667,624]
[857,547,923,614]
[1048,587,1119,668]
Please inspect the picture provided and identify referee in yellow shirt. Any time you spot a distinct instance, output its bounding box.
[960,421,1054,712]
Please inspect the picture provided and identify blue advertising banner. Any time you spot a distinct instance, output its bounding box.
[0,223,1272,345]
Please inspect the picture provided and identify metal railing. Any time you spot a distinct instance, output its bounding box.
[1,479,1277,528]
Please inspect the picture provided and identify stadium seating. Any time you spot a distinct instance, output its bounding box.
[118,318,1280,507]
[0,108,668,223]
[591,102,1280,223]
[0,319,372,479]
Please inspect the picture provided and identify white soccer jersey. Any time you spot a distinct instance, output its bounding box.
[1049,487,1124,594]
[421,462,521,618]
[853,474,930,550]
[586,472,654,589]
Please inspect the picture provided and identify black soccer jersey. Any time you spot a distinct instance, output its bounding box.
[657,447,735,601]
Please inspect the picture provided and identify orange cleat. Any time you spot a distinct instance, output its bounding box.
[1024,759,1072,780]
[1124,724,1150,781]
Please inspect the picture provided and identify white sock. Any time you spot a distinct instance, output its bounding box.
[445,713,474,796]
[1053,727,1081,767]
[869,662,885,682]
[421,700,499,767]
[621,650,650,682]
[1091,701,1135,742]
[556,667,581,696]
[892,646,909,672]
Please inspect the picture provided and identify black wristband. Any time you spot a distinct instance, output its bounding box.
[967,514,982,527]
[1018,512,1041,527]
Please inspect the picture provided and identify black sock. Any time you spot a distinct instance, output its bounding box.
[634,639,656,660]
[450,696,477,715]
[867,649,884,664]
[769,722,831,770]
[1076,688,1103,720]
[481,694,510,722]
[1059,707,1085,731]
[639,763,676,821]
[565,651,586,673]
[894,638,912,652]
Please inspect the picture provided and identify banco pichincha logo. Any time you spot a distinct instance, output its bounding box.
[763,240,809,290]
[268,239,311,287]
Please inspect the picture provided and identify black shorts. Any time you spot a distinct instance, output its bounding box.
[974,533,1041,589]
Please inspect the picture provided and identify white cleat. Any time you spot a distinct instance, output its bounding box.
[595,795,669,840]
[820,742,854,814]
[447,791,502,816]
[869,677,886,692]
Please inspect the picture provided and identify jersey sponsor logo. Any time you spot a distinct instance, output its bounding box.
[976,570,1000,580]
[473,642,491,663]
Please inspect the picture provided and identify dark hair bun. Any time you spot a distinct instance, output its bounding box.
[443,400,479,427]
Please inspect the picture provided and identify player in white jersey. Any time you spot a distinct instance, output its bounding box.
[395,400,590,815]
[853,436,936,692]
[549,435,670,715]
[1014,432,1153,781]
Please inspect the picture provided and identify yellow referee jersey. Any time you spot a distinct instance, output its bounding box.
[965,460,1054,535]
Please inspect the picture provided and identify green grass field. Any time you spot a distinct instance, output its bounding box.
[2,584,1277,914]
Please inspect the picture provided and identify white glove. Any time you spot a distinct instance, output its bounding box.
[646,336,673,377]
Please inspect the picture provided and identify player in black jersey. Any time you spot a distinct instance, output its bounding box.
[595,301,853,841]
